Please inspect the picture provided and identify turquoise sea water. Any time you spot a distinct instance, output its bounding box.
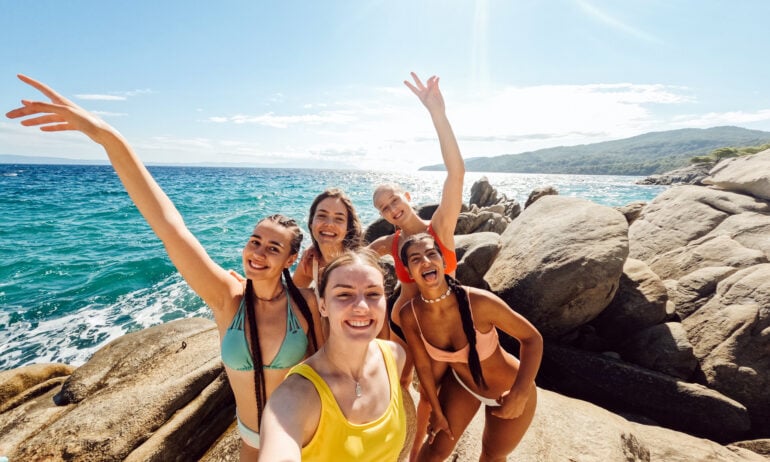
[0,163,665,370]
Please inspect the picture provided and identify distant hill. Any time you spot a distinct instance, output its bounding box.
[0,154,107,165]
[419,126,770,175]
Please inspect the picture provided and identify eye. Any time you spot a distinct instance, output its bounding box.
[334,217,345,223]
[367,290,384,299]
[268,245,280,253]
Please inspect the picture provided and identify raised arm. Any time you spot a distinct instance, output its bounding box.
[6,74,238,311]
[404,72,465,239]
[258,375,320,461]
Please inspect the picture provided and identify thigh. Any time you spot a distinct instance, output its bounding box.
[481,385,538,461]
[425,370,482,454]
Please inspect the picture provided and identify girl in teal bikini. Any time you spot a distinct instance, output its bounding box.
[6,75,325,461]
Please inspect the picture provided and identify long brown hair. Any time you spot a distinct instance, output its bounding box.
[307,188,363,254]
[244,214,319,420]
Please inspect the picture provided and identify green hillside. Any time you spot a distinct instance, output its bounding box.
[419,126,770,175]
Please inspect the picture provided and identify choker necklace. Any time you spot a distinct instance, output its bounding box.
[255,284,285,302]
[420,286,452,304]
[323,346,363,398]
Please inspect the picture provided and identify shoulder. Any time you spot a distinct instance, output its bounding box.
[466,286,512,321]
[297,287,320,309]
[367,233,395,256]
[378,339,406,376]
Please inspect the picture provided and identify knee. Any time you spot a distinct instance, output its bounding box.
[419,437,457,462]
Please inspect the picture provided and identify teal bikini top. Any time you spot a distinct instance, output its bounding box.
[221,289,308,371]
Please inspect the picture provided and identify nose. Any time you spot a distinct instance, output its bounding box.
[352,293,369,312]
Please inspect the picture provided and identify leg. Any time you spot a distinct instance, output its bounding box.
[479,384,537,462]
[418,370,481,462]
[410,387,432,462]
[239,439,259,461]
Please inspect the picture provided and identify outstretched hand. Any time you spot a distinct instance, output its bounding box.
[404,72,445,115]
[6,74,113,144]
[426,409,454,444]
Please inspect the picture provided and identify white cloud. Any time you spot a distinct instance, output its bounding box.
[670,109,770,128]
[75,94,127,101]
[207,111,358,128]
[575,0,662,44]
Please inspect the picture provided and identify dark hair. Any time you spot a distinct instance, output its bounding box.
[400,233,486,388]
[308,188,363,255]
[317,248,385,298]
[244,214,318,421]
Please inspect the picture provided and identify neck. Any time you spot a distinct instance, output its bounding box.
[251,276,285,302]
[316,242,344,264]
[323,337,369,377]
[399,215,429,235]
[420,283,453,305]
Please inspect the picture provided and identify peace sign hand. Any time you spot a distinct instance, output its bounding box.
[404,72,446,116]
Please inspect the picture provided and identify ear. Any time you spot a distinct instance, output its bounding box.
[285,253,298,269]
[404,191,411,202]
[318,298,328,318]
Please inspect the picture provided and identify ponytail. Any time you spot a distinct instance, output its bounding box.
[283,268,318,352]
[447,274,486,388]
[244,279,267,419]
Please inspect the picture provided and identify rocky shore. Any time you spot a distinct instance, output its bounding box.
[2,149,769,461]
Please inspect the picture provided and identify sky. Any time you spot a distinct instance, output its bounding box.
[2,0,769,171]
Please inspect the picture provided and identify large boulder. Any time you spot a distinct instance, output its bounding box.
[485,196,629,337]
[590,258,668,343]
[0,363,74,414]
[628,186,770,263]
[454,232,501,289]
[469,176,522,220]
[682,264,770,436]
[666,266,738,319]
[537,343,750,443]
[453,388,765,462]
[3,318,235,461]
[703,149,770,201]
[618,322,699,381]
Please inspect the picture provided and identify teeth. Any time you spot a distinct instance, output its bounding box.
[349,320,371,327]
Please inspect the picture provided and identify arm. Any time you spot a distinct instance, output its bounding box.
[404,72,465,240]
[292,248,315,288]
[6,75,238,311]
[399,303,452,441]
[258,375,321,462]
[366,234,393,257]
[471,288,543,419]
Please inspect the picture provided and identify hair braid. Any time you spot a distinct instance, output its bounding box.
[283,268,318,352]
[447,274,486,388]
[244,279,267,421]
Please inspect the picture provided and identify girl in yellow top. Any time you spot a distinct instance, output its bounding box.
[259,249,407,461]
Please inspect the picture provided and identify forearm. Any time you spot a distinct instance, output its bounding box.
[510,337,543,394]
[430,111,464,178]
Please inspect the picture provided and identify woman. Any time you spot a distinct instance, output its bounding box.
[368,72,465,459]
[399,233,542,462]
[6,74,325,460]
[259,249,408,461]
[293,188,363,294]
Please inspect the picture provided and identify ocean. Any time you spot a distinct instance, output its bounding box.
[0,163,665,371]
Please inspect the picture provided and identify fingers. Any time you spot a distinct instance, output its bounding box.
[403,79,420,96]
[17,74,71,105]
[6,100,64,120]
[409,71,425,90]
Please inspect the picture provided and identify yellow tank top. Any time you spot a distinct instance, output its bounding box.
[288,339,406,462]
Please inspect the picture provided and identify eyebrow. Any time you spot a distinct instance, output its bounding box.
[332,283,382,289]
[251,234,286,248]
[318,208,346,217]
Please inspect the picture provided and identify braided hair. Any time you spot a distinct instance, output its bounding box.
[399,233,486,388]
[244,214,319,421]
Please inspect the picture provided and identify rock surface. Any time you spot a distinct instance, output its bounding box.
[485,195,629,337]
[703,148,770,201]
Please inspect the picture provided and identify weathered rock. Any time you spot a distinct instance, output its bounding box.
[525,185,558,208]
[485,196,629,337]
[590,258,668,343]
[455,210,509,234]
[199,421,240,462]
[667,266,738,319]
[538,343,750,443]
[637,162,714,186]
[730,439,770,458]
[454,232,501,289]
[628,186,770,263]
[0,363,74,413]
[7,318,229,461]
[618,322,698,380]
[703,149,770,201]
[615,200,647,225]
[468,176,521,220]
[648,234,768,281]
[453,388,765,462]
[682,264,770,436]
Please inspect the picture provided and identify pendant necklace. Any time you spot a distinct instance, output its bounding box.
[420,286,452,304]
[323,346,363,398]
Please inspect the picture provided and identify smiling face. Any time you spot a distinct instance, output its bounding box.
[241,220,298,281]
[402,236,446,289]
[373,184,412,226]
[311,197,349,249]
[319,254,386,343]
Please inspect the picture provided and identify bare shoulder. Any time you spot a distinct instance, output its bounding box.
[381,339,407,375]
[368,233,394,257]
[466,286,511,319]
